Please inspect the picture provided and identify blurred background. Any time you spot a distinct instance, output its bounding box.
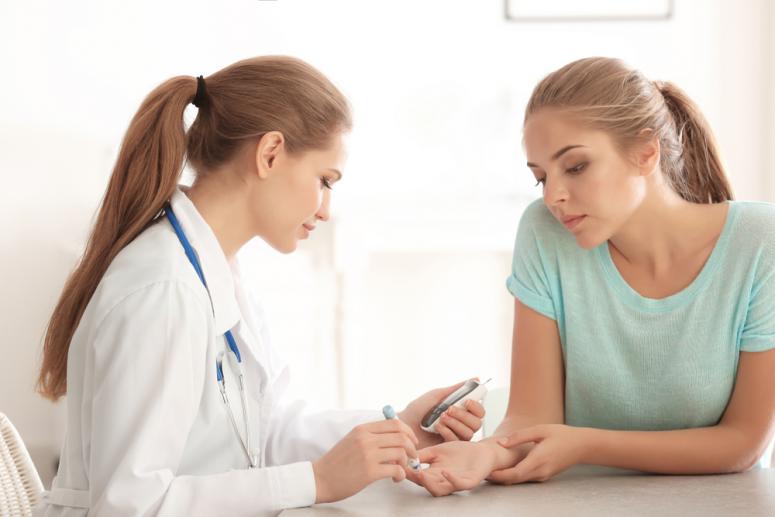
[1,0,773,487]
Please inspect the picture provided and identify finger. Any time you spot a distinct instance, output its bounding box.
[420,470,455,497]
[404,464,424,486]
[366,419,420,446]
[417,447,439,463]
[498,426,546,448]
[442,470,480,491]
[375,447,409,467]
[436,381,466,397]
[463,399,486,418]
[439,413,474,441]
[378,464,406,483]
[436,421,459,443]
[486,467,518,485]
[375,433,419,459]
[447,405,482,433]
[489,454,541,485]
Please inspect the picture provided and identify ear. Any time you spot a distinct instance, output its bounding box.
[255,131,286,179]
[634,129,660,176]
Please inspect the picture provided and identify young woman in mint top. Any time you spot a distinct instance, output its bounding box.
[413,57,775,496]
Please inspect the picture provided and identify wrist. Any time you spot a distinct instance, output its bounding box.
[480,437,518,471]
[578,427,605,465]
[311,460,332,504]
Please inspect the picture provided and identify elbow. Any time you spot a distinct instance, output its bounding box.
[723,441,767,473]
[725,455,757,474]
[715,423,773,474]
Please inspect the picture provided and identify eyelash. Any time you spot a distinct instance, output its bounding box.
[321,178,333,190]
[533,162,588,187]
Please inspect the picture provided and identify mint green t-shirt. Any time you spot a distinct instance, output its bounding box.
[507,199,775,432]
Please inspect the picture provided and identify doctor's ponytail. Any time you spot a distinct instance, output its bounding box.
[38,56,352,400]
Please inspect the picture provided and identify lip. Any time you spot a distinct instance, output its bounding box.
[561,214,586,230]
[301,223,315,239]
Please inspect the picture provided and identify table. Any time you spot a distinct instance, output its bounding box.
[281,466,775,516]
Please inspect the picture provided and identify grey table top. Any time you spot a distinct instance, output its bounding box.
[281,466,775,517]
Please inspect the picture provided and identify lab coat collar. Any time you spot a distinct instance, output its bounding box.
[169,187,242,335]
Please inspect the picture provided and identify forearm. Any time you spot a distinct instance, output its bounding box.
[584,424,761,474]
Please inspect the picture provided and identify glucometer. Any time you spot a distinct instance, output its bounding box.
[420,378,490,433]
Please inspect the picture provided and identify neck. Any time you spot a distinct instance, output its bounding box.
[608,183,713,274]
[186,175,253,260]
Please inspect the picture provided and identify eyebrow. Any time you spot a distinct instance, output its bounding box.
[526,145,588,168]
[327,168,343,181]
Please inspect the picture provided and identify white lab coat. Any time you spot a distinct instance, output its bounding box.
[35,188,380,517]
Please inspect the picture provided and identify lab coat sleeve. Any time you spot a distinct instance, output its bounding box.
[87,281,315,517]
[263,367,382,465]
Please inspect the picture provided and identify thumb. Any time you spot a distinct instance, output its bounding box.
[436,381,465,397]
[497,426,545,449]
[418,448,438,463]
[437,376,480,397]
[442,470,480,491]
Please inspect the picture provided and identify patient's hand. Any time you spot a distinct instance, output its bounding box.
[411,441,498,497]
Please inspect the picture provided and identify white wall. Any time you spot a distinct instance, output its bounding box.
[1,0,773,486]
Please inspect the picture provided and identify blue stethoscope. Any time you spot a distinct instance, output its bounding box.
[165,205,258,468]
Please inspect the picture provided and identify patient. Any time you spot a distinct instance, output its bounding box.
[408,56,775,496]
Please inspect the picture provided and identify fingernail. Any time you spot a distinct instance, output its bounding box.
[498,438,508,446]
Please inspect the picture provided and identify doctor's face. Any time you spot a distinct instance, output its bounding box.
[251,133,346,253]
[523,109,648,249]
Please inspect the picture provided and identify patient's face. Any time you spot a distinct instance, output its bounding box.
[523,109,647,249]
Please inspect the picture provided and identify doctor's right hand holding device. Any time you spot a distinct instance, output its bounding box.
[34,56,484,516]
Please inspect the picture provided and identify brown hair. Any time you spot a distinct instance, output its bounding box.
[525,57,733,204]
[38,56,352,401]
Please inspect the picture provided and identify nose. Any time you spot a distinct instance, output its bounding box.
[316,188,331,222]
[542,175,568,208]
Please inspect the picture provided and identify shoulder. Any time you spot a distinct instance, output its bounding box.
[730,201,775,237]
[727,201,775,257]
[86,219,211,326]
[514,198,578,253]
[519,198,558,231]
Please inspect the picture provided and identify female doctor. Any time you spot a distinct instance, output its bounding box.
[35,56,485,516]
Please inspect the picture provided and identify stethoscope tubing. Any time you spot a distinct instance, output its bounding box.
[165,205,256,468]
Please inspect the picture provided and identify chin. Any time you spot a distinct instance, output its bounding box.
[266,237,298,254]
[574,232,605,250]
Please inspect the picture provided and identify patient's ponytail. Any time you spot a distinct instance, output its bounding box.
[526,57,733,204]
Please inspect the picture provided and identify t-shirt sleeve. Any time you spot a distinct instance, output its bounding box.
[740,250,775,352]
[506,201,557,320]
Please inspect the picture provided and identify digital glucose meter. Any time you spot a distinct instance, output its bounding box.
[420,378,490,433]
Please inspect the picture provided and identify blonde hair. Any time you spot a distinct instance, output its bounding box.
[38,56,352,401]
[526,57,733,204]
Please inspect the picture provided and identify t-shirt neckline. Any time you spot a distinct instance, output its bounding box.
[595,201,737,312]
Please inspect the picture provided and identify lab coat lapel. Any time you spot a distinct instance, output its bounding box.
[168,188,241,335]
[169,187,272,389]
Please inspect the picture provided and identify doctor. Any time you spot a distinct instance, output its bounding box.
[35,56,485,516]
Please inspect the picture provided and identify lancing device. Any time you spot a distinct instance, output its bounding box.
[420,378,490,434]
[382,405,422,471]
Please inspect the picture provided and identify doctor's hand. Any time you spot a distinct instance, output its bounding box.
[312,419,420,504]
[399,380,486,448]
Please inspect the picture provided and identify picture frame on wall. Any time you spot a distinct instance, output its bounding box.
[505,0,673,22]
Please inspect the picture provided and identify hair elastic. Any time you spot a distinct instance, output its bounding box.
[192,75,208,108]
